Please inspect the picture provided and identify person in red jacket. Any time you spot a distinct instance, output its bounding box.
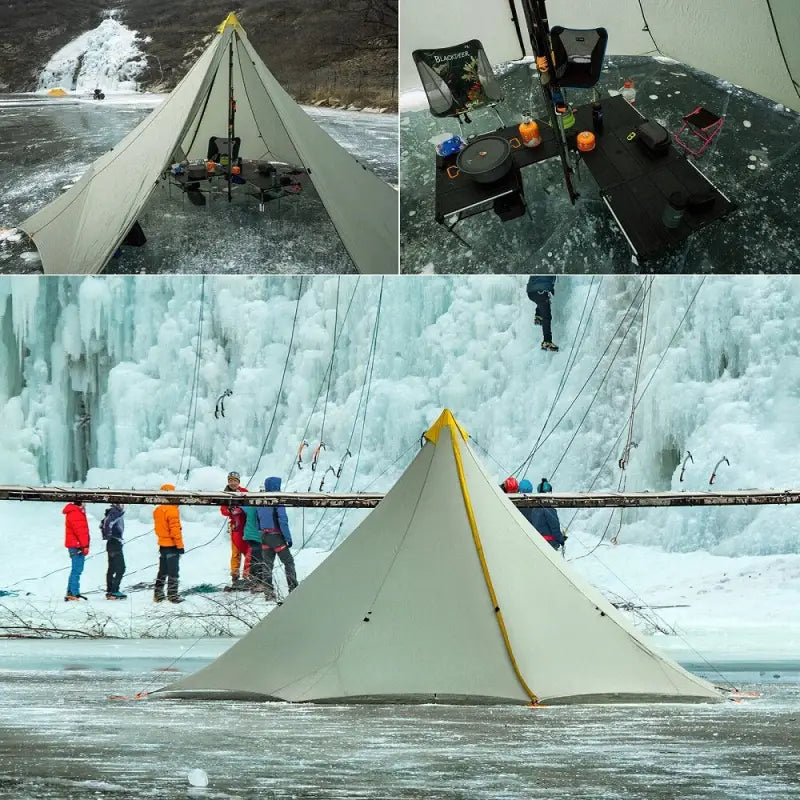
[63,501,90,601]
[221,471,250,589]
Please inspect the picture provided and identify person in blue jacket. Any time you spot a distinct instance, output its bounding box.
[256,476,298,601]
[526,275,559,352]
[518,478,566,550]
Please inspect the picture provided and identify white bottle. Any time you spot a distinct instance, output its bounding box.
[620,79,637,106]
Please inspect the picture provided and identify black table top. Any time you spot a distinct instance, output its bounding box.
[434,120,559,220]
[432,94,735,260]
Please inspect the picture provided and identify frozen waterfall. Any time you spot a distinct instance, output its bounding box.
[1,274,800,557]
[37,16,148,93]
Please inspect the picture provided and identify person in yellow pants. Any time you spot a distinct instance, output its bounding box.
[221,471,250,589]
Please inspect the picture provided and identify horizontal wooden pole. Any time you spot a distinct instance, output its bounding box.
[0,485,799,509]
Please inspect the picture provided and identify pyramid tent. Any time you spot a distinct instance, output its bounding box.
[20,13,398,275]
[159,409,722,705]
[400,0,800,111]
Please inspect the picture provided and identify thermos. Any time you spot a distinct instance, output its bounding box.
[662,192,688,228]
[592,100,603,132]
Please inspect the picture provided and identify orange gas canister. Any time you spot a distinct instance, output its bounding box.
[577,131,596,152]
[518,118,541,148]
[206,160,217,173]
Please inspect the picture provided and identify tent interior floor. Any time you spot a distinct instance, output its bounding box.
[400,55,800,274]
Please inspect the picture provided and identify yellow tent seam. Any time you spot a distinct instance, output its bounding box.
[449,424,538,704]
[424,408,469,445]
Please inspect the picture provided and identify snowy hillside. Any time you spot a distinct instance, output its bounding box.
[0,274,799,652]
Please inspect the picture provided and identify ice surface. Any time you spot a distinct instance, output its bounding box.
[400,56,800,273]
[0,99,397,273]
[0,274,799,657]
[0,644,798,799]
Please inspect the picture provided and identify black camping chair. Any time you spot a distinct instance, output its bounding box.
[207,136,241,164]
[549,27,608,88]
[412,40,506,135]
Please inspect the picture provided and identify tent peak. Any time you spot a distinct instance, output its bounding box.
[424,409,469,445]
[218,12,241,33]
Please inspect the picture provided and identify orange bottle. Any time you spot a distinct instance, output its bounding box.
[518,118,541,148]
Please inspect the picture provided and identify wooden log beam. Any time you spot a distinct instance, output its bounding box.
[0,485,799,509]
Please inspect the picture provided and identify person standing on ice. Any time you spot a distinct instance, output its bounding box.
[101,503,127,599]
[221,471,250,590]
[63,501,90,601]
[242,502,265,592]
[153,484,185,603]
[526,275,559,352]
[518,478,566,551]
[257,477,298,601]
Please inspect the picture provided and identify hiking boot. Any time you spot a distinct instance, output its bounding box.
[541,341,559,352]
[106,592,127,600]
[153,594,165,603]
[167,596,185,604]
[64,594,80,602]
[534,314,543,325]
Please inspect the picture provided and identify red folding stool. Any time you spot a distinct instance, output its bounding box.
[674,106,725,156]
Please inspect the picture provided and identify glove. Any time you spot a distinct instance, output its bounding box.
[81,547,89,556]
[285,538,293,548]
[177,548,185,555]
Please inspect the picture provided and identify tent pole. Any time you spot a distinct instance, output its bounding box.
[228,35,235,203]
[519,0,579,205]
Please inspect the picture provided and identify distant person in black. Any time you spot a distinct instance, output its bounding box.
[101,503,126,599]
[526,276,558,352]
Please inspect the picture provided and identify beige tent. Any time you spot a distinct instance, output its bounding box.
[400,0,800,110]
[21,13,398,275]
[159,409,722,705]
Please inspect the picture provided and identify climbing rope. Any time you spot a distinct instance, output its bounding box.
[517,276,602,479]
[246,276,304,486]
[300,279,384,552]
[177,275,206,481]
[286,277,361,486]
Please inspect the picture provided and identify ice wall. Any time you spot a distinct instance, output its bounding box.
[37,16,148,93]
[1,274,799,557]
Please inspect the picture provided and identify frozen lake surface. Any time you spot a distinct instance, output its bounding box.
[400,56,800,274]
[0,95,398,274]
[0,639,798,799]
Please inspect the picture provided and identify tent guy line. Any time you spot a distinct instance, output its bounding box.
[3,486,800,508]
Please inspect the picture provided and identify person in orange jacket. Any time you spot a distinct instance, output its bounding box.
[153,484,184,603]
[220,471,250,589]
[63,501,90,601]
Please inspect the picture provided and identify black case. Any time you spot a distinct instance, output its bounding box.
[635,121,670,156]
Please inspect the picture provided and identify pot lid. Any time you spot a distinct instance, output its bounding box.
[457,136,511,175]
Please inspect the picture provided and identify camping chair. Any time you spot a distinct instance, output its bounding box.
[549,27,608,88]
[674,107,725,157]
[412,40,506,136]
[207,136,241,164]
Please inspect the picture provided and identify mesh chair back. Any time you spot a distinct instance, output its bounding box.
[413,40,504,118]
[207,137,241,162]
[550,27,608,88]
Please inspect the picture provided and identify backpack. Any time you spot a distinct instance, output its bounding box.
[100,513,113,541]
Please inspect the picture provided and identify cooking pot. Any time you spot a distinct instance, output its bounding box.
[456,136,513,184]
